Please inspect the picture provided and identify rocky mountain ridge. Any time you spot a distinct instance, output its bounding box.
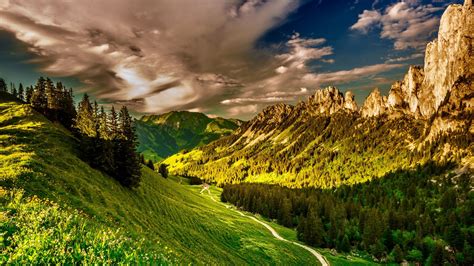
[245,1,472,132]
[163,2,473,188]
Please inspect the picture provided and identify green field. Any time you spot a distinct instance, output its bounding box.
[0,96,326,264]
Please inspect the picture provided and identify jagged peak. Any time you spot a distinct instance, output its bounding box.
[465,0,472,7]
[361,88,388,118]
[304,86,358,115]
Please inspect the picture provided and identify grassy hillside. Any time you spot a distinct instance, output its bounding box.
[136,111,241,161]
[0,95,319,264]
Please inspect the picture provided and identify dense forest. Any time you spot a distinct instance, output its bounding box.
[221,161,473,265]
[0,77,142,187]
[167,110,472,188]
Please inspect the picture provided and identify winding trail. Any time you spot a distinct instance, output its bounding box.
[207,194,329,266]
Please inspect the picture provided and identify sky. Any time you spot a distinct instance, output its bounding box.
[0,0,463,119]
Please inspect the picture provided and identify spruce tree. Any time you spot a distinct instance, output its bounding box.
[0,78,6,92]
[18,83,24,101]
[31,77,48,112]
[10,83,17,98]
[25,86,34,103]
[159,164,168,178]
[114,106,141,188]
[75,94,95,136]
[109,106,119,139]
[146,160,155,170]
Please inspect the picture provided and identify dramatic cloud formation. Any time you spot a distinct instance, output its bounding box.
[0,0,300,114]
[0,0,424,118]
[351,1,443,50]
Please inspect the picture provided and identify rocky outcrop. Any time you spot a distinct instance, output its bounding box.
[387,66,424,115]
[344,91,358,112]
[299,87,358,115]
[254,103,294,124]
[419,2,474,117]
[361,89,388,117]
[305,87,345,115]
[363,2,473,119]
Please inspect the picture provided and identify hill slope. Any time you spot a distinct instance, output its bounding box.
[136,111,241,161]
[0,96,319,264]
[164,3,473,188]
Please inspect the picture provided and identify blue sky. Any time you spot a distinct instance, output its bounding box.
[0,0,463,119]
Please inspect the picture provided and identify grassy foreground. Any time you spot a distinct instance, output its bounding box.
[0,96,318,264]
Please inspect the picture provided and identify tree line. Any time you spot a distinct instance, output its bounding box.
[0,77,141,188]
[221,161,473,265]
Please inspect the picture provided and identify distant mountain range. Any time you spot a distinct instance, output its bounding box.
[164,3,473,187]
[135,111,243,161]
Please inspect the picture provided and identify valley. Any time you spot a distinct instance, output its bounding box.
[0,0,473,265]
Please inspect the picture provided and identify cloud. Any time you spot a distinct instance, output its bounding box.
[385,53,423,63]
[351,1,443,50]
[350,10,382,33]
[221,87,310,105]
[227,104,258,116]
[0,0,300,113]
[302,63,403,84]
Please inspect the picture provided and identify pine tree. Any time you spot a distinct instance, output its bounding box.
[0,78,6,92]
[25,86,34,103]
[18,83,24,101]
[31,77,48,112]
[10,83,17,98]
[98,106,108,138]
[159,164,168,178]
[109,106,119,139]
[146,160,155,170]
[114,106,141,188]
[75,94,95,136]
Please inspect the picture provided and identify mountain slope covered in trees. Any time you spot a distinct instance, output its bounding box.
[0,92,320,264]
[135,111,241,161]
[164,2,473,188]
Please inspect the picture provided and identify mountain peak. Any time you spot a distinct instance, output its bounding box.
[304,86,357,115]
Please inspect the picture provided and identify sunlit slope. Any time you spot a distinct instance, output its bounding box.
[0,96,315,264]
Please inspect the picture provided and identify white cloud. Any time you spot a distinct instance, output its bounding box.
[350,10,382,33]
[351,1,443,50]
[227,104,258,116]
[0,0,300,114]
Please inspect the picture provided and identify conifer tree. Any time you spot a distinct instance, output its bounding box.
[0,78,6,92]
[159,164,168,178]
[18,83,24,101]
[98,106,108,138]
[31,77,48,112]
[25,86,33,103]
[10,83,17,98]
[146,160,155,170]
[114,106,141,188]
[109,106,119,139]
[75,94,95,136]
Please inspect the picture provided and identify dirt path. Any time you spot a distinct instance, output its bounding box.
[208,195,329,266]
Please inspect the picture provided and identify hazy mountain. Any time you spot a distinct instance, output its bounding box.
[135,111,242,161]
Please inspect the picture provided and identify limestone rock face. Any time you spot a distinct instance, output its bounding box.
[387,66,424,115]
[361,89,388,117]
[305,87,345,115]
[344,91,359,112]
[419,3,474,117]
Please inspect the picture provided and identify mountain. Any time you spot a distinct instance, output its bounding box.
[0,93,324,264]
[164,2,473,188]
[135,111,242,161]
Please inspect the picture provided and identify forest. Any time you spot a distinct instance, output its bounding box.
[221,161,473,265]
[168,109,472,188]
[0,77,142,187]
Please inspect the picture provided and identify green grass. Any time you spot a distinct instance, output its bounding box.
[0,97,319,264]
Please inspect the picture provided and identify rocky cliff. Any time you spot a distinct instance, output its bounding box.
[362,1,473,118]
